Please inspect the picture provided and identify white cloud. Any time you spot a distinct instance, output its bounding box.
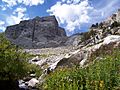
[6,7,29,25]
[1,0,44,8]
[47,0,93,32]
[7,16,22,25]
[99,0,119,17]
[62,0,81,4]
[0,5,7,11]
[20,0,44,6]
[2,0,17,7]
[89,0,120,23]
[13,7,27,18]
[0,20,5,25]
[0,20,5,31]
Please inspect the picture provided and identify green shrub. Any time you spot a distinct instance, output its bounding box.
[26,64,42,77]
[0,33,41,80]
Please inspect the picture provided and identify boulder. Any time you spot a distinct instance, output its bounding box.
[28,78,39,87]
[103,35,120,45]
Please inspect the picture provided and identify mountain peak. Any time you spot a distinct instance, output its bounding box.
[5,15,67,49]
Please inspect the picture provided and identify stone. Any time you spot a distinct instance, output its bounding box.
[30,74,36,77]
[28,78,39,87]
[19,83,28,90]
[103,35,120,45]
[29,56,40,64]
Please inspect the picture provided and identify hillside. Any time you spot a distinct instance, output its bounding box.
[1,9,120,90]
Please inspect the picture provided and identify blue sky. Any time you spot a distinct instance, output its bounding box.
[0,0,120,35]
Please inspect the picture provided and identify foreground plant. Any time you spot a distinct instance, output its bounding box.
[0,33,41,89]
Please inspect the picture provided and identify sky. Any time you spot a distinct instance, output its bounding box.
[0,0,120,35]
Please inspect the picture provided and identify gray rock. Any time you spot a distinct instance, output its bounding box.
[28,78,39,87]
[65,33,83,46]
[5,16,67,48]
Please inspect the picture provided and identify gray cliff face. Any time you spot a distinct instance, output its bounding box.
[5,16,67,48]
[65,33,83,46]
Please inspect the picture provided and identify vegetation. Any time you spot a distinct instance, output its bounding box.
[29,53,52,59]
[42,49,120,90]
[0,33,41,89]
[81,29,96,44]
[111,21,120,29]
[12,30,18,39]
[99,22,104,29]
[91,23,99,28]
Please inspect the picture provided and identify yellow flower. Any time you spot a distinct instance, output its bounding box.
[100,80,104,87]
[60,68,63,71]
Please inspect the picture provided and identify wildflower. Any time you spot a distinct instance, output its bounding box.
[60,68,63,71]
[99,80,104,87]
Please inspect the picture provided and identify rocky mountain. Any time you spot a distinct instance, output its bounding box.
[5,9,120,67]
[65,33,84,46]
[5,16,67,48]
[5,9,120,89]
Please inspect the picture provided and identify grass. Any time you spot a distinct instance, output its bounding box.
[41,49,120,90]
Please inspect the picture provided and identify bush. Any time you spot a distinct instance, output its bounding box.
[0,33,42,89]
[0,33,42,79]
[0,33,28,80]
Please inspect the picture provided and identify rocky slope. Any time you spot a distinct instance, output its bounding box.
[5,9,120,89]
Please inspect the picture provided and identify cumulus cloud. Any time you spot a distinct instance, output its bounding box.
[0,20,5,31]
[13,7,27,18]
[47,0,93,32]
[47,0,120,34]
[1,0,44,9]
[6,7,29,25]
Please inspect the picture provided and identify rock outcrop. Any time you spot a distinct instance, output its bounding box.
[5,16,67,48]
[65,33,83,46]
